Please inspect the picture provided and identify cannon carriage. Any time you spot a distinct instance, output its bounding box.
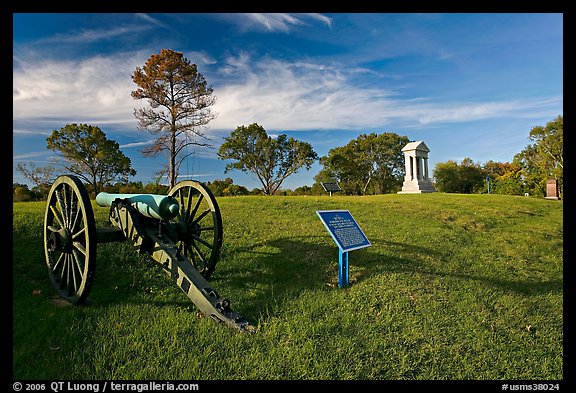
[43,174,253,332]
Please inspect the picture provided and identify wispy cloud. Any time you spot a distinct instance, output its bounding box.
[211,54,562,131]
[13,151,52,160]
[119,140,156,149]
[13,50,562,142]
[35,25,153,45]
[134,13,169,28]
[218,13,332,33]
[13,52,147,126]
[13,129,51,136]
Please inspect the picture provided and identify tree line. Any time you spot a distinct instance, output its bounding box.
[13,49,563,201]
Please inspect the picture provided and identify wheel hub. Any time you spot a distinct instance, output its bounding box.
[48,227,73,253]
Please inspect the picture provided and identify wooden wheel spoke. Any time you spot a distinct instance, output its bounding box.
[190,240,208,265]
[56,188,68,227]
[192,234,214,250]
[187,194,203,224]
[53,251,65,271]
[178,189,185,214]
[72,227,86,240]
[70,252,81,292]
[59,254,69,289]
[185,242,205,270]
[185,243,195,262]
[192,208,211,225]
[66,255,75,295]
[50,205,65,229]
[186,187,193,216]
[73,241,86,256]
[67,188,76,229]
[71,249,85,289]
[69,197,81,233]
[63,184,73,227]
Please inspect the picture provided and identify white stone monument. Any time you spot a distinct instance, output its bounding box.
[398,141,436,194]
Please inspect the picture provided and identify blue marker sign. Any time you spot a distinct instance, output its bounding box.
[316,210,371,287]
[316,210,371,252]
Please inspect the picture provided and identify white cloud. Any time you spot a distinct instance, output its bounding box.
[13,151,52,160]
[13,128,51,136]
[211,54,563,131]
[218,13,333,33]
[134,13,169,29]
[13,53,147,126]
[119,140,156,149]
[35,25,153,45]
[13,50,562,141]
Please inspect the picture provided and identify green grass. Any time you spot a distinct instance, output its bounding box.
[13,193,563,380]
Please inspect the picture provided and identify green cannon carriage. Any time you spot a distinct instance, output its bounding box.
[43,175,254,332]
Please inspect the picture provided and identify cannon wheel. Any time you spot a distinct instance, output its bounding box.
[44,175,96,305]
[168,180,223,279]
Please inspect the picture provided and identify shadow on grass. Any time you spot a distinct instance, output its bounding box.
[214,236,562,323]
[24,234,560,325]
[355,238,563,297]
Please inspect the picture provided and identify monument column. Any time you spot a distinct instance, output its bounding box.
[398,141,436,194]
[404,153,412,182]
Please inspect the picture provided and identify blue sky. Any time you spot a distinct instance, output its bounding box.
[13,13,563,191]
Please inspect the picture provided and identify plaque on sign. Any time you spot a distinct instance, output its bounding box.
[316,210,371,288]
[316,210,371,252]
[321,182,342,197]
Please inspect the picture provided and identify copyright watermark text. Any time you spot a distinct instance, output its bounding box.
[13,382,199,392]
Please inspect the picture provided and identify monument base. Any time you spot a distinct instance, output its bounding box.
[398,179,437,194]
[397,190,437,194]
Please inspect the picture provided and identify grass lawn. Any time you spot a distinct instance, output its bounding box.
[13,193,563,380]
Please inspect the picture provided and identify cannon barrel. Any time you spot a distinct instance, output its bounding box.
[96,192,179,221]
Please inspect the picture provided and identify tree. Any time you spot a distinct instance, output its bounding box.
[13,183,33,202]
[131,49,217,189]
[46,123,136,195]
[218,123,318,195]
[316,132,409,195]
[530,115,563,171]
[516,115,563,197]
[15,162,57,197]
[513,145,548,197]
[433,158,484,193]
[482,160,524,195]
[432,160,460,193]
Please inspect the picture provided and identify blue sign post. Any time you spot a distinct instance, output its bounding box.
[316,210,371,287]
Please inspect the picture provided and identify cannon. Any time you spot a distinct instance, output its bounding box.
[43,175,254,332]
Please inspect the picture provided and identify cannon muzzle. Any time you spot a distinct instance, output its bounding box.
[96,192,179,221]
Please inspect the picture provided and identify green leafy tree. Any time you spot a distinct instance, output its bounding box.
[46,123,136,195]
[515,115,563,197]
[218,123,318,195]
[205,178,234,197]
[317,132,409,195]
[432,160,460,193]
[482,160,524,195]
[131,49,217,189]
[205,178,250,197]
[433,158,484,194]
[13,183,33,202]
